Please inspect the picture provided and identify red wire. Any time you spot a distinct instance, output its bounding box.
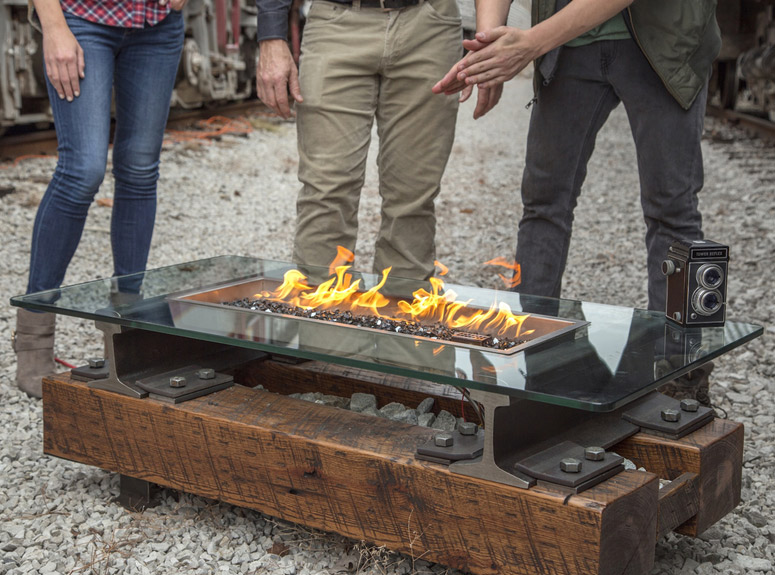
[55,357,77,369]
[460,391,467,422]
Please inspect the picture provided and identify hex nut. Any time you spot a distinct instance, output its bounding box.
[680,398,700,413]
[560,458,582,473]
[434,433,454,447]
[88,357,106,369]
[197,368,216,380]
[458,421,478,436]
[661,408,681,422]
[584,446,605,461]
[169,375,187,388]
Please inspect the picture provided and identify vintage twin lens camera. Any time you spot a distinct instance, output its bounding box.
[662,239,728,327]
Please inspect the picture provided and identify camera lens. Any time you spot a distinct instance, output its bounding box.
[696,264,724,289]
[692,288,723,316]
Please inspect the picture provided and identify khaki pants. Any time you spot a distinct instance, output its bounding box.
[294,0,462,282]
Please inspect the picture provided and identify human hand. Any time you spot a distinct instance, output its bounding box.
[472,83,503,119]
[431,32,497,96]
[160,0,189,10]
[453,27,539,89]
[452,83,502,119]
[256,39,303,119]
[42,23,84,102]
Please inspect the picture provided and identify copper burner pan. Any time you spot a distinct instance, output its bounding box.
[167,277,588,356]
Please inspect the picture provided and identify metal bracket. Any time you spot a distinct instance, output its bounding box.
[420,389,715,492]
[416,428,484,465]
[622,392,714,439]
[422,388,647,492]
[71,358,110,382]
[87,320,267,399]
[514,440,624,492]
[136,365,234,403]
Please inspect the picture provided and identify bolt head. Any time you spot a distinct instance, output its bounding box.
[88,357,106,369]
[560,458,582,473]
[661,408,681,422]
[680,398,700,413]
[434,433,454,447]
[458,421,478,436]
[584,446,605,461]
[197,368,216,380]
[169,375,187,388]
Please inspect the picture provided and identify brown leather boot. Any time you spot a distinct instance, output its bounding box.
[13,308,56,399]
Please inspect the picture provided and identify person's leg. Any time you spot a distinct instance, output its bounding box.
[111,11,184,291]
[608,39,711,405]
[372,0,461,280]
[26,14,116,294]
[609,39,706,312]
[19,15,117,397]
[293,2,382,278]
[514,44,620,298]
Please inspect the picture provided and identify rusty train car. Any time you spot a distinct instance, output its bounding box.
[3,1,773,136]
[715,0,775,117]
[0,0,258,136]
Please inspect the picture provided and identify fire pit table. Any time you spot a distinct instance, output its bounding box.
[11,255,763,575]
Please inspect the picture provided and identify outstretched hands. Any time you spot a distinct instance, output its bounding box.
[256,38,303,119]
[432,27,539,118]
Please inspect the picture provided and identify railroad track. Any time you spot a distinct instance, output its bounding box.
[3,101,774,164]
[706,105,775,140]
[0,99,275,162]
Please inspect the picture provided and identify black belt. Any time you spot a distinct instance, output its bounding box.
[334,0,421,9]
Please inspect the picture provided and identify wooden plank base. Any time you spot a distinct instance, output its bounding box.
[41,365,743,575]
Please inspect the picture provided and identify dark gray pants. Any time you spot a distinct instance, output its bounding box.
[515,38,707,311]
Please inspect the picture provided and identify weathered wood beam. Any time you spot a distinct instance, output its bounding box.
[614,419,743,536]
[43,374,657,575]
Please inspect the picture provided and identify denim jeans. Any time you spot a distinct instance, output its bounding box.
[515,39,707,311]
[26,11,184,295]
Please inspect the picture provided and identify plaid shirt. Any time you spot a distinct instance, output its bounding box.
[60,0,170,28]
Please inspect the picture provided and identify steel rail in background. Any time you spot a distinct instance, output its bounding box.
[2,102,774,164]
[0,99,271,161]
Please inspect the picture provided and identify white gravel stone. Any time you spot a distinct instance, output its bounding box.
[1,74,774,575]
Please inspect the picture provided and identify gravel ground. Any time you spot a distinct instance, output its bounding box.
[1,74,774,575]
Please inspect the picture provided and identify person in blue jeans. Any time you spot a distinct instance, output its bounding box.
[13,0,186,398]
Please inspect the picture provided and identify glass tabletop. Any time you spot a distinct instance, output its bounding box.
[10,255,763,412]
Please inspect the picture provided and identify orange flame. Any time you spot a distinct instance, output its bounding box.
[256,247,530,340]
[483,257,522,289]
[328,245,355,277]
[434,260,449,276]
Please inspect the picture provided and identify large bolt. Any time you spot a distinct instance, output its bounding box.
[584,446,605,461]
[197,368,216,380]
[458,421,478,436]
[680,398,700,413]
[88,358,106,369]
[661,408,681,422]
[434,433,454,447]
[560,458,582,473]
[169,376,187,388]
